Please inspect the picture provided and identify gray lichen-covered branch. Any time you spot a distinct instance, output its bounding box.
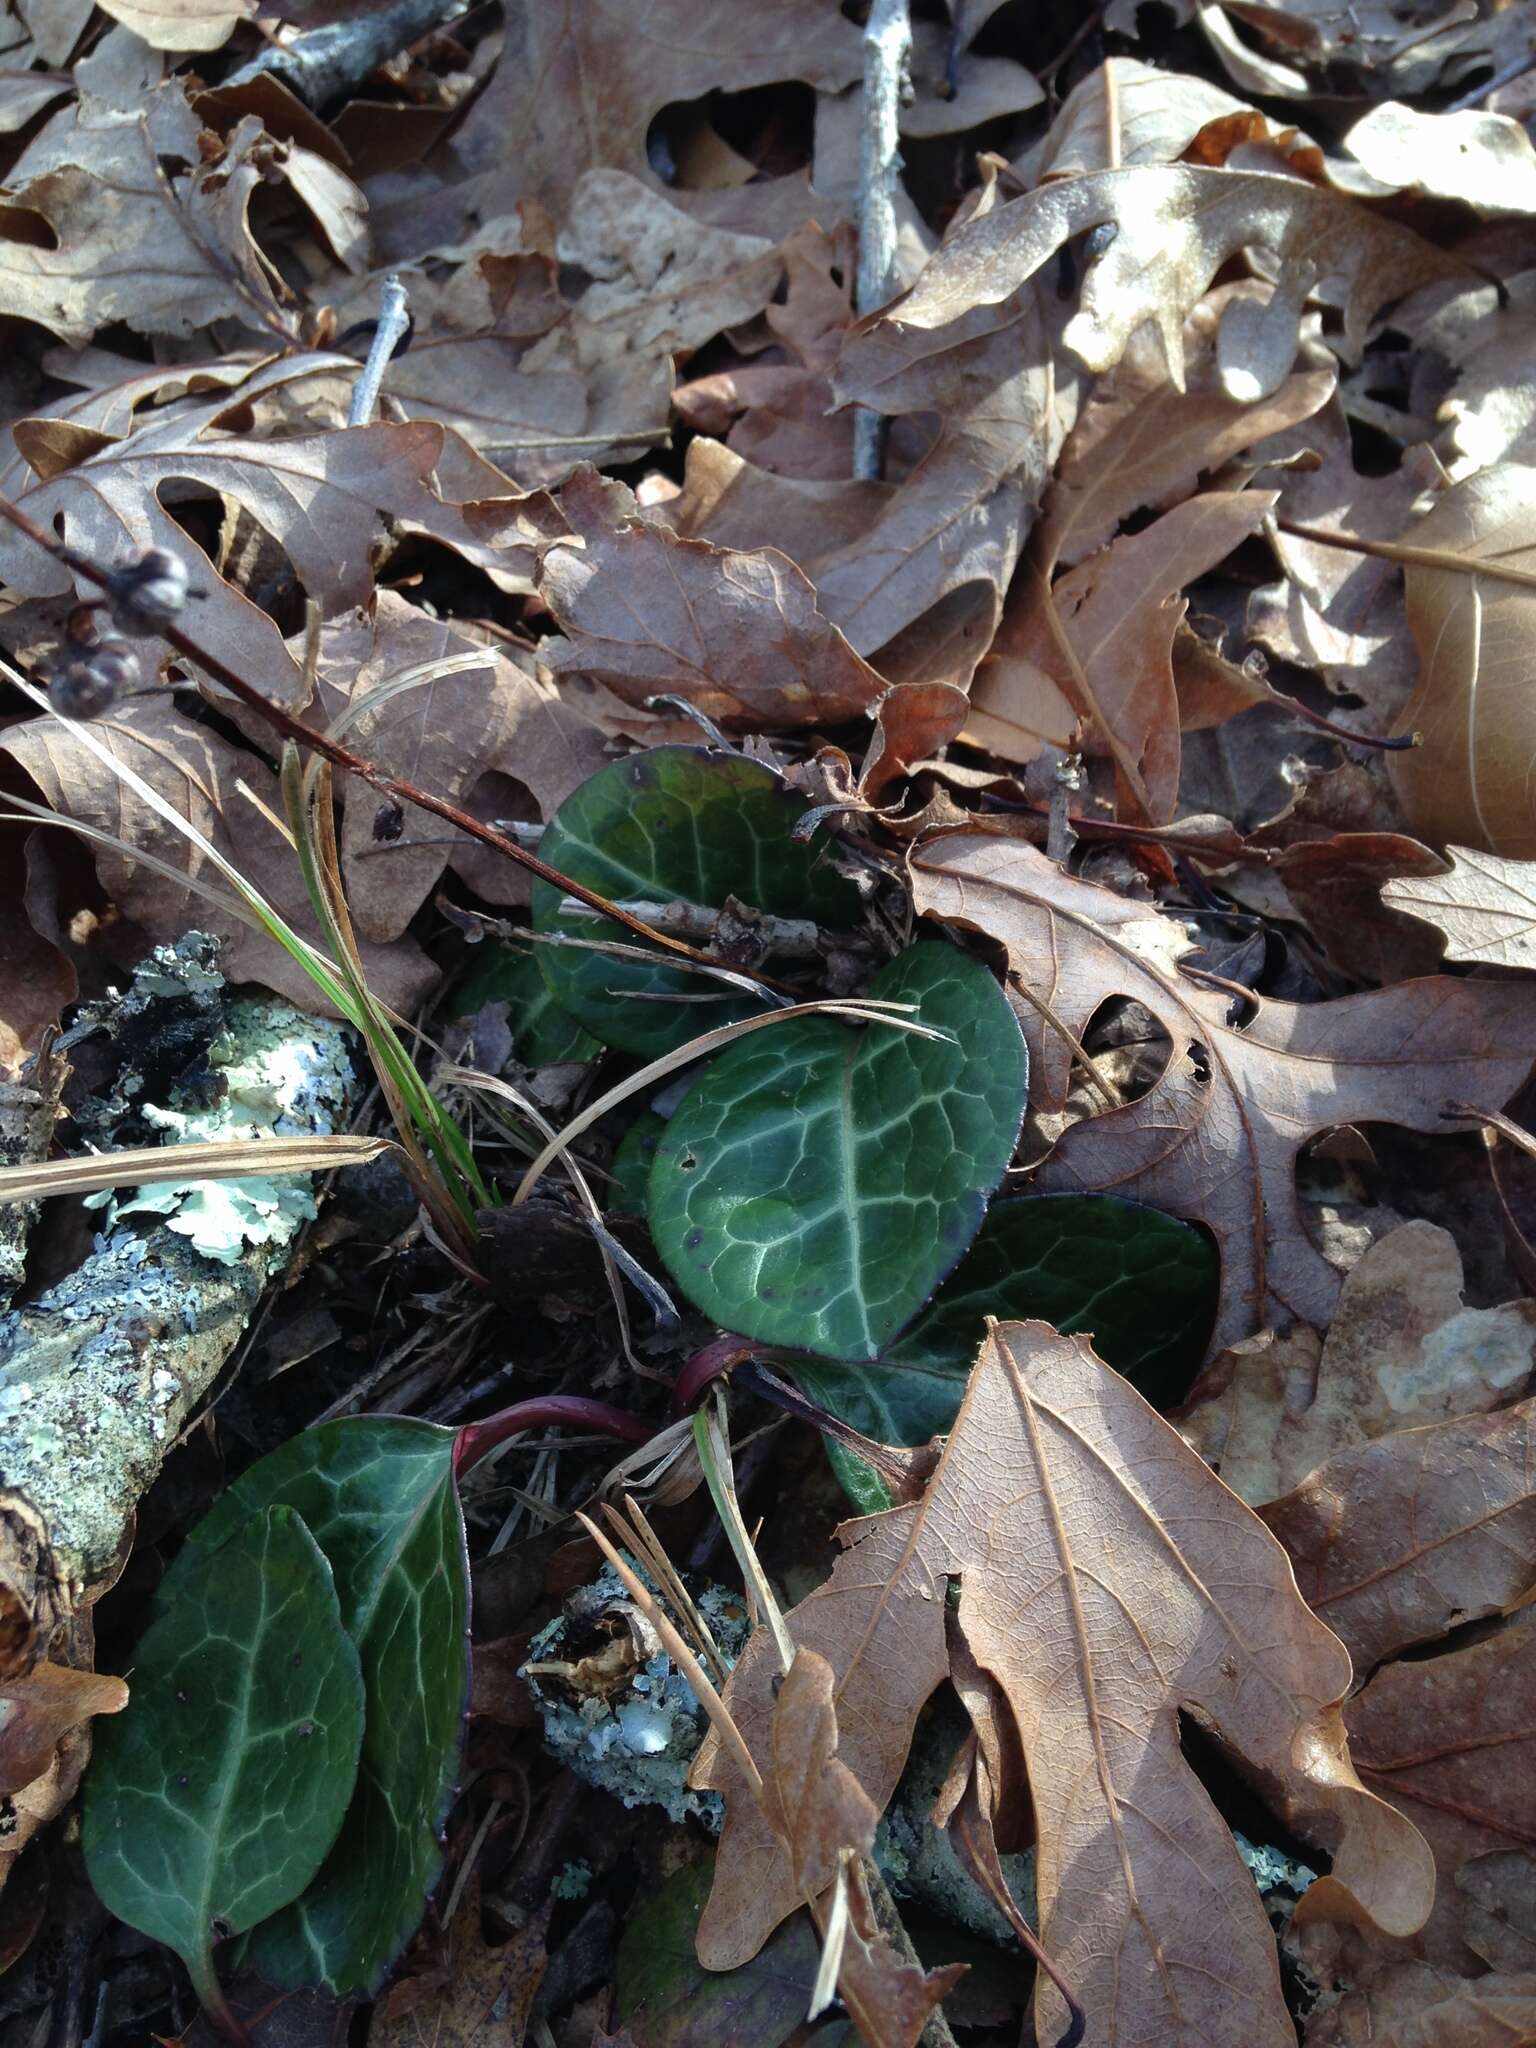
[0,938,360,1677]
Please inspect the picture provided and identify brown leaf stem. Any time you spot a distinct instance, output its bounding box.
[0,494,794,993]
[1278,516,1536,591]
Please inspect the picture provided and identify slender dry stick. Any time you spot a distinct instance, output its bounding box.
[1277,517,1536,591]
[1102,54,1121,167]
[853,0,912,480]
[1006,971,1122,1112]
[0,495,791,991]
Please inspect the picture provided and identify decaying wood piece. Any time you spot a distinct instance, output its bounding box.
[0,938,360,1678]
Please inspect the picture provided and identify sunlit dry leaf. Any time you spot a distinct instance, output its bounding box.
[1344,102,1536,215]
[697,1324,1431,2047]
[884,165,1464,400]
[1020,55,1251,181]
[1380,846,1536,968]
[913,836,1536,1348]
[95,0,252,52]
[0,699,434,1015]
[1180,1221,1536,1502]
[860,682,969,803]
[1388,464,1536,857]
[662,438,890,565]
[539,470,888,730]
[1261,1398,1536,1669]
[522,172,783,375]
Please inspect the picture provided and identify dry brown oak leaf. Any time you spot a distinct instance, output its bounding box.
[0,355,561,715]
[912,835,1536,1352]
[695,1323,1433,2048]
[1179,1219,1536,1504]
[450,0,862,217]
[1340,1610,1536,1973]
[1260,1395,1536,1673]
[1382,847,1536,970]
[882,165,1466,402]
[538,468,888,730]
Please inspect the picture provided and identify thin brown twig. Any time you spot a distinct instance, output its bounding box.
[0,494,794,994]
[1277,517,1536,592]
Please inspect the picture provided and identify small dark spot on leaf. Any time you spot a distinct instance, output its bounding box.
[685,1228,703,1250]
[372,800,404,843]
[298,1722,316,1740]
[679,1150,698,1171]
[1188,1042,1212,1085]
[176,1773,189,1788]
[290,1650,303,1667]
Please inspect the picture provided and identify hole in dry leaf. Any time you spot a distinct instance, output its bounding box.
[0,204,59,253]
[646,81,815,189]
[1079,996,1173,1106]
[1176,1712,1330,1881]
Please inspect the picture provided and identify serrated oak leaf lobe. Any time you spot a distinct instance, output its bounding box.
[696,1323,1432,2048]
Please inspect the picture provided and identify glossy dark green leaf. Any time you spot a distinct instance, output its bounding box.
[647,943,1027,1361]
[532,747,861,1058]
[795,1195,1220,1477]
[615,1854,819,2048]
[453,945,600,1065]
[610,1110,668,1216]
[162,1418,470,1997]
[83,1505,365,2020]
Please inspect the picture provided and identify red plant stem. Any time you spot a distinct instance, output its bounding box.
[0,495,793,988]
[669,1332,765,1415]
[452,1397,655,1478]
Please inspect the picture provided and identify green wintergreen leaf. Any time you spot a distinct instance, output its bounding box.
[647,943,1027,1361]
[83,1505,365,2023]
[452,946,600,1065]
[794,1194,1220,1465]
[609,1109,668,1215]
[531,746,861,1058]
[162,1418,469,1997]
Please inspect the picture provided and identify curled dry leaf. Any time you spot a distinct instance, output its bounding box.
[697,1324,1432,2048]
[1019,55,1252,182]
[94,0,252,53]
[882,166,1465,401]
[968,489,1277,820]
[1382,846,1536,968]
[1247,379,1427,712]
[913,835,1536,1350]
[0,1659,126,1798]
[1179,1220,1536,1503]
[0,698,436,1016]
[539,470,888,729]
[1261,1397,1536,1670]
[1339,1611,1536,1972]
[0,84,343,345]
[0,356,562,711]
[822,259,1075,689]
[766,1649,963,2048]
[1389,464,1536,858]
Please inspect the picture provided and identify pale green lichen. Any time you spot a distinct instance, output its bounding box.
[93,998,355,1265]
[522,1563,749,1827]
[0,939,359,1607]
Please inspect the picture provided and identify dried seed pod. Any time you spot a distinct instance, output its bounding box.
[106,548,191,636]
[48,640,138,719]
